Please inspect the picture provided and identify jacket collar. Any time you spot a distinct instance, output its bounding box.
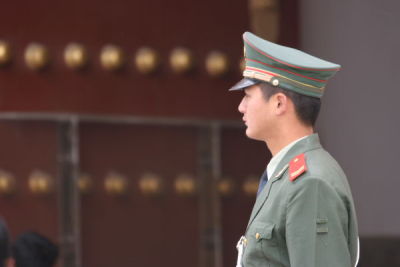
[269,133,321,180]
[246,133,322,230]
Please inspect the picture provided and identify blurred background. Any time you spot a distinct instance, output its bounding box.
[0,0,398,266]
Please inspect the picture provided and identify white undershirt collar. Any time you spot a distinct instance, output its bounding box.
[266,135,309,179]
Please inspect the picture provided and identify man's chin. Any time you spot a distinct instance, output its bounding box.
[245,129,263,141]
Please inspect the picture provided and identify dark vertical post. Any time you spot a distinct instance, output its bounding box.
[57,118,81,267]
[198,123,223,267]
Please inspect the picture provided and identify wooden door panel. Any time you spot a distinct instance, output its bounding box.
[0,121,59,242]
[80,123,199,267]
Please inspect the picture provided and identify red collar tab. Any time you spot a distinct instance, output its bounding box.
[289,153,307,181]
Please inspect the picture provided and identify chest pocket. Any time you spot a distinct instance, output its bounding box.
[250,221,275,242]
[246,221,279,264]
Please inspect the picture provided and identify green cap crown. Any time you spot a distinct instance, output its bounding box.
[232,32,341,98]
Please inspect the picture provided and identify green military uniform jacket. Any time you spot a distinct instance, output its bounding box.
[242,134,358,267]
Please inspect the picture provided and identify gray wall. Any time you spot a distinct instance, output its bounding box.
[300,0,400,236]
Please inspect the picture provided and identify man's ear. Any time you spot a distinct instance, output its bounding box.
[6,257,15,267]
[274,93,289,115]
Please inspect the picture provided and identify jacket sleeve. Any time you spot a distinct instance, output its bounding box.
[285,177,352,267]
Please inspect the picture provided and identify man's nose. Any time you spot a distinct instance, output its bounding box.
[238,98,245,114]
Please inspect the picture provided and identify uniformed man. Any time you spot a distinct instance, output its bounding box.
[230,32,359,267]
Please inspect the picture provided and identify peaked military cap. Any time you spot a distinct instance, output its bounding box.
[230,32,341,98]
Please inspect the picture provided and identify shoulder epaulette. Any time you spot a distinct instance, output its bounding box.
[289,153,307,181]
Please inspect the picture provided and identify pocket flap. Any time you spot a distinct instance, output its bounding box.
[251,221,275,241]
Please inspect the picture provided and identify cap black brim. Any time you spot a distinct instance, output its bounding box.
[229,78,260,91]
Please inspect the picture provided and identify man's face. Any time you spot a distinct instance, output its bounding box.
[238,85,275,141]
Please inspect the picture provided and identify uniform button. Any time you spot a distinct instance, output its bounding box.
[255,233,260,240]
[271,78,279,86]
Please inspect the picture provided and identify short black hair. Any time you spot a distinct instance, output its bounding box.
[258,82,321,126]
[0,219,10,267]
[12,232,58,267]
